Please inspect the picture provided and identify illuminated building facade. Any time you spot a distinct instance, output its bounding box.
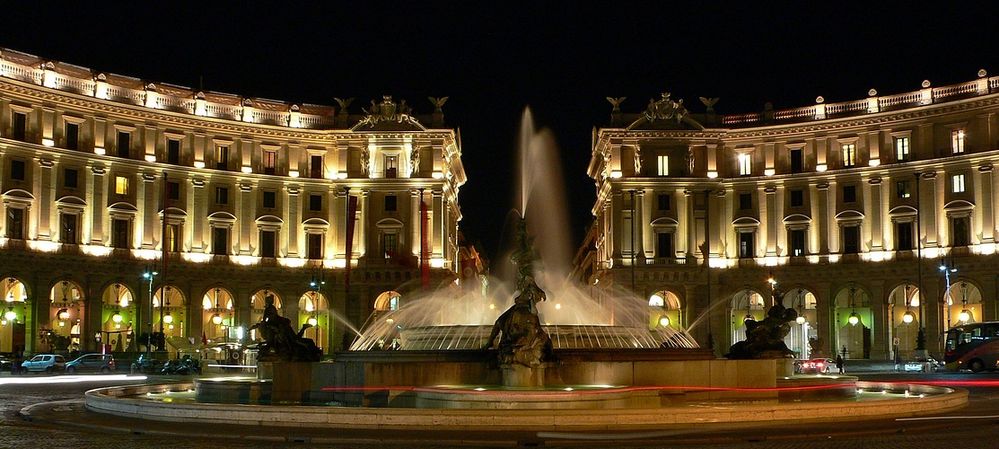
[0,48,465,356]
[583,73,999,360]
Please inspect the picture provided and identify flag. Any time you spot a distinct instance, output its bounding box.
[345,195,358,289]
[420,199,430,288]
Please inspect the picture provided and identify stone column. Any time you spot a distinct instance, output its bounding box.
[869,177,883,250]
[36,158,54,240]
[922,172,939,248]
[89,166,107,244]
[635,189,646,262]
[362,189,373,257]
[239,182,254,255]
[410,189,420,256]
[765,185,777,256]
[683,190,694,259]
[816,182,830,254]
[191,177,206,251]
[286,186,300,257]
[431,190,442,260]
[979,164,995,243]
[140,173,157,249]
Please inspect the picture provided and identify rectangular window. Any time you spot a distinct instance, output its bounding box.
[262,191,276,209]
[114,176,129,195]
[263,151,276,175]
[738,153,752,176]
[739,193,752,210]
[384,195,397,212]
[894,136,910,161]
[952,129,965,154]
[11,112,26,141]
[307,233,323,259]
[952,217,970,247]
[116,131,130,158]
[64,168,78,189]
[843,226,860,254]
[657,155,669,176]
[166,181,180,200]
[656,232,674,259]
[738,232,754,258]
[215,187,228,205]
[309,194,322,212]
[215,145,229,170]
[790,190,804,208]
[167,139,181,165]
[896,181,911,199]
[259,230,276,258]
[896,222,913,251]
[383,233,398,258]
[10,160,25,181]
[790,149,803,173]
[6,208,24,239]
[842,143,856,167]
[790,229,806,257]
[952,174,966,193]
[385,155,398,178]
[59,213,78,244]
[64,122,79,151]
[657,193,671,211]
[310,155,323,178]
[843,185,856,203]
[166,223,180,252]
[111,219,129,249]
[212,227,229,256]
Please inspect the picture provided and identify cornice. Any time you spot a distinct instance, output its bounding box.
[0,80,457,143]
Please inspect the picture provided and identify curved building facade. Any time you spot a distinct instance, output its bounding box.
[0,49,466,356]
[582,74,999,360]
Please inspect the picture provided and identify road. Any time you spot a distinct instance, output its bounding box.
[4,372,999,448]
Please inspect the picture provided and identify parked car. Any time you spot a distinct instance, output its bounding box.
[20,354,66,373]
[0,354,12,372]
[796,358,835,374]
[65,353,115,374]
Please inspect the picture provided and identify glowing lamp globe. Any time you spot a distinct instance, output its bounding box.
[211,313,223,325]
[111,312,123,323]
[902,310,915,324]
[163,312,174,324]
[959,309,971,323]
[795,315,806,325]
[658,316,670,327]
[307,316,318,327]
[848,312,860,326]
[57,308,70,320]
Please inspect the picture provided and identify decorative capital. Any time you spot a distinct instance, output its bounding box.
[979,163,994,173]
[868,176,882,185]
[816,182,830,190]
[764,186,777,194]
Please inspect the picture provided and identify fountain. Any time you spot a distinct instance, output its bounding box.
[83,109,968,433]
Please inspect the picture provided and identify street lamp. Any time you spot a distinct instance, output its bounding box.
[143,269,159,355]
[658,316,671,327]
[939,261,957,328]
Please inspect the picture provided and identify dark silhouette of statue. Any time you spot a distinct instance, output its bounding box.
[726,289,798,359]
[250,294,322,362]
[484,218,553,367]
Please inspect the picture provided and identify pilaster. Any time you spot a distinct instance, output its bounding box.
[869,177,883,250]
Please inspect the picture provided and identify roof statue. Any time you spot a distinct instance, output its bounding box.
[644,92,687,123]
[428,96,449,112]
[353,95,424,130]
[606,96,626,112]
[699,97,720,114]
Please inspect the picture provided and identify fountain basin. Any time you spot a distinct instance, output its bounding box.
[85,380,967,430]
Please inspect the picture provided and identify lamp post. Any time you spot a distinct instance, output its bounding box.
[939,260,957,330]
[913,171,927,358]
[142,269,158,358]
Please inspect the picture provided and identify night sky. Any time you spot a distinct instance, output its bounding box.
[5,4,998,260]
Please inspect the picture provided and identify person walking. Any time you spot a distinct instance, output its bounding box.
[836,351,845,374]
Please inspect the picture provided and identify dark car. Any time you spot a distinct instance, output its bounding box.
[0,354,12,372]
[65,354,116,374]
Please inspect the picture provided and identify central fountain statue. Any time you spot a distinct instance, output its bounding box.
[484,217,553,386]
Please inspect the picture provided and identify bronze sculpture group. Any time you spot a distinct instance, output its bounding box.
[726,289,798,359]
[484,218,553,367]
[249,294,322,362]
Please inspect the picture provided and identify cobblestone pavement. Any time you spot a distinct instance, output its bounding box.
[4,372,999,448]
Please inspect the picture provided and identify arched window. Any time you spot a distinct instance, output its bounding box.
[374,291,402,311]
[201,288,234,342]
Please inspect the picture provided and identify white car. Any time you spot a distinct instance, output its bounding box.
[21,354,66,373]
